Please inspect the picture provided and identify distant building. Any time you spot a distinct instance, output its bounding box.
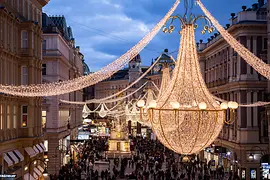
[42,13,84,175]
[91,49,174,137]
[198,0,268,179]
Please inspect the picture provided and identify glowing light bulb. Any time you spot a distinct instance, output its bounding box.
[137,100,145,108]
[199,102,207,110]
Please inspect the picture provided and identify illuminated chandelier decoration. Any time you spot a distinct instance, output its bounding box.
[137,8,238,154]
[196,0,270,80]
[0,0,180,97]
[125,88,157,127]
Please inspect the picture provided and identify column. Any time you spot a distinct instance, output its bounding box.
[252,36,258,77]
[253,92,258,127]
[247,91,252,127]
[246,36,251,74]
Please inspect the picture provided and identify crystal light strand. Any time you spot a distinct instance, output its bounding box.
[0,0,180,97]
[197,0,270,80]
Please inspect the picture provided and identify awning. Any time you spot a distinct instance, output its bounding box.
[34,167,42,177]
[24,147,36,158]
[35,144,43,153]
[4,153,13,167]
[13,149,24,162]
[7,151,19,164]
[32,146,39,155]
[37,165,44,173]
[39,143,46,151]
[33,172,38,179]
[24,173,35,180]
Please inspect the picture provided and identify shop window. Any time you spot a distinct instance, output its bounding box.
[22,106,28,127]
[42,111,46,129]
[13,105,17,129]
[7,105,10,129]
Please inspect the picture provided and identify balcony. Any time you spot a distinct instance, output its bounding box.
[43,49,63,57]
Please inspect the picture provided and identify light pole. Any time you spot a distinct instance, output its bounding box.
[28,158,49,180]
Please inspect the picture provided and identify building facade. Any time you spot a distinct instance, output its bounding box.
[42,13,84,175]
[198,1,269,179]
[0,0,49,179]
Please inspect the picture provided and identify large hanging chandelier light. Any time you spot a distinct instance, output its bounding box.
[137,6,238,155]
[0,0,180,97]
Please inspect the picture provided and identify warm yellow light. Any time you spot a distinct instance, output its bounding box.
[230,102,238,109]
[24,166,28,171]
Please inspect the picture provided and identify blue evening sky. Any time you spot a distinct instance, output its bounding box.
[44,0,259,71]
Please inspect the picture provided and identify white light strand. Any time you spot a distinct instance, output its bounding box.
[151,25,224,155]
[60,54,163,104]
[61,81,148,105]
[197,0,270,80]
[0,0,180,97]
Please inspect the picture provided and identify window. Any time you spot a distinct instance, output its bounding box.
[21,30,28,48]
[7,105,10,129]
[13,105,17,129]
[42,40,46,50]
[42,64,46,75]
[21,66,28,85]
[22,106,28,127]
[42,111,46,129]
[263,38,267,50]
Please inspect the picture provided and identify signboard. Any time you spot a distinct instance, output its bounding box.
[261,163,270,179]
[241,169,246,180]
[250,169,256,179]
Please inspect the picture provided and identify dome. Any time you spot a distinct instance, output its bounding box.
[83,60,90,75]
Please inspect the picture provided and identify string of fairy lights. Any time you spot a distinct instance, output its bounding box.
[0,0,180,97]
[197,0,270,80]
[60,54,163,104]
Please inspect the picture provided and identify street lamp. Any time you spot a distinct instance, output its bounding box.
[28,158,49,180]
[248,146,263,161]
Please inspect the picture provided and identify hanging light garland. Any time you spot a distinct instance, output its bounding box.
[197,0,270,80]
[137,19,238,154]
[0,0,180,97]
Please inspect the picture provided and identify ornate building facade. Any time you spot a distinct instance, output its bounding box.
[42,13,84,175]
[0,0,49,179]
[198,0,269,179]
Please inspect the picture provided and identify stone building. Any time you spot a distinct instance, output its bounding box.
[0,0,49,179]
[42,13,84,175]
[198,0,269,179]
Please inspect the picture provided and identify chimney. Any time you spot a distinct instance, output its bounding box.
[258,0,264,7]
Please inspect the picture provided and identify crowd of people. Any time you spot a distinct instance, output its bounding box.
[51,136,243,180]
